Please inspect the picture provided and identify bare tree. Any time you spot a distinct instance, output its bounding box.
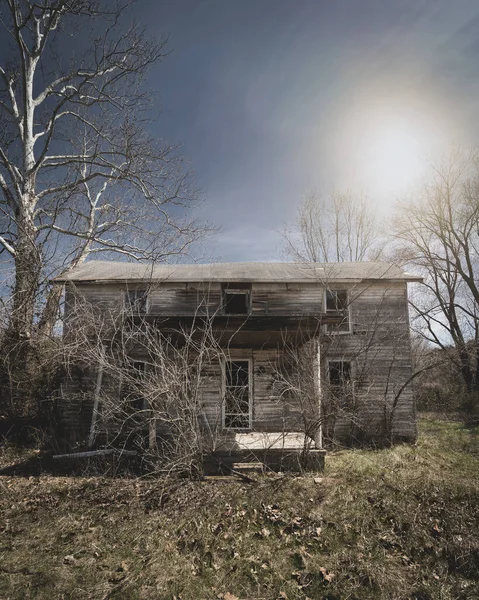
[59,297,227,476]
[395,149,479,408]
[281,190,384,263]
[0,0,204,350]
[0,1,209,420]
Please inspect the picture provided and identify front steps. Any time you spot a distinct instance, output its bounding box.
[203,447,325,475]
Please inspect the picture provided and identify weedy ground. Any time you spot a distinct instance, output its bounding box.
[0,414,478,600]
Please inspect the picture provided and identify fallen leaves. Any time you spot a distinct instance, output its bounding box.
[319,566,335,582]
[62,554,75,565]
[4,427,475,600]
[258,527,271,538]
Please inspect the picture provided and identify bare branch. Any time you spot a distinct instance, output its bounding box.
[0,233,15,256]
[394,148,479,396]
[281,190,386,263]
[0,0,206,352]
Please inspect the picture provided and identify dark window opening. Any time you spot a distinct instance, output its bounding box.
[327,360,354,408]
[326,289,348,311]
[126,289,148,314]
[224,360,251,429]
[326,289,350,332]
[222,285,251,315]
[226,360,249,387]
[132,361,146,375]
[328,360,352,387]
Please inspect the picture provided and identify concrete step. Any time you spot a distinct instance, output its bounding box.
[231,461,265,473]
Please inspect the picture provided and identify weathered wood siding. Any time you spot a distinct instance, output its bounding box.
[66,281,324,316]
[197,348,307,437]
[321,281,416,442]
[61,278,416,446]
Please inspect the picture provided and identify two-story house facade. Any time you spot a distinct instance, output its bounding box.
[57,261,421,469]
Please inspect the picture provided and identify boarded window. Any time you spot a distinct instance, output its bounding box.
[224,360,251,429]
[125,289,148,314]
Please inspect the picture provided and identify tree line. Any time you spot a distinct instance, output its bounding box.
[282,152,479,418]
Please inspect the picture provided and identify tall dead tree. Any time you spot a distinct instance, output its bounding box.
[0,1,204,416]
[395,149,479,410]
[281,191,384,263]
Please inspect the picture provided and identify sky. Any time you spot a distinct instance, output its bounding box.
[125,0,479,262]
[2,0,479,268]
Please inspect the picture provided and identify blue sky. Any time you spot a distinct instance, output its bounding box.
[134,0,479,261]
[3,0,479,265]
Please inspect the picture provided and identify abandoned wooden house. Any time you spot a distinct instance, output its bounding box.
[57,261,421,471]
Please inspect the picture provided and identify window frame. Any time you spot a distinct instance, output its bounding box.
[125,288,149,314]
[326,359,356,407]
[327,359,352,387]
[324,288,352,334]
[222,284,252,316]
[221,357,253,430]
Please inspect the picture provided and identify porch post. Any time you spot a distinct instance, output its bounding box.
[88,344,105,449]
[315,337,323,449]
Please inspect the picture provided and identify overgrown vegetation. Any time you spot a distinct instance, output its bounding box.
[1,414,477,600]
[395,149,479,416]
[0,0,205,422]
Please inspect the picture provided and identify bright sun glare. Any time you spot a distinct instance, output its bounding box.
[331,90,452,202]
[360,118,432,196]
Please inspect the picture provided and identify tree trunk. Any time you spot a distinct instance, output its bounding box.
[1,207,42,418]
[475,344,479,390]
[457,344,474,394]
[8,210,41,342]
[37,283,63,339]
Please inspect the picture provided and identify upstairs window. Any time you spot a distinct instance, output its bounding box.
[125,289,148,314]
[325,289,350,333]
[222,284,251,315]
[326,289,348,312]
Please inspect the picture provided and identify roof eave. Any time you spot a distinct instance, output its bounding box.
[57,276,424,284]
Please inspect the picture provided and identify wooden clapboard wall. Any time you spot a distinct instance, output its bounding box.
[61,278,416,445]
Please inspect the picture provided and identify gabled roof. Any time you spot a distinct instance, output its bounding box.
[56,261,422,283]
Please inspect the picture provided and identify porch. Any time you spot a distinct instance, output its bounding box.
[203,431,326,474]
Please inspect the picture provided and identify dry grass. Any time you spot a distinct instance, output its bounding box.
[0,414,478,600]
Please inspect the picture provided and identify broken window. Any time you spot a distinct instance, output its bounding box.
[223,359,251,429]
[125,289,148,314]
[328,360,352,387]
[327,360,354,408]
[222,284,251,315]
[326,289,348,312]
[325,289,350,332]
